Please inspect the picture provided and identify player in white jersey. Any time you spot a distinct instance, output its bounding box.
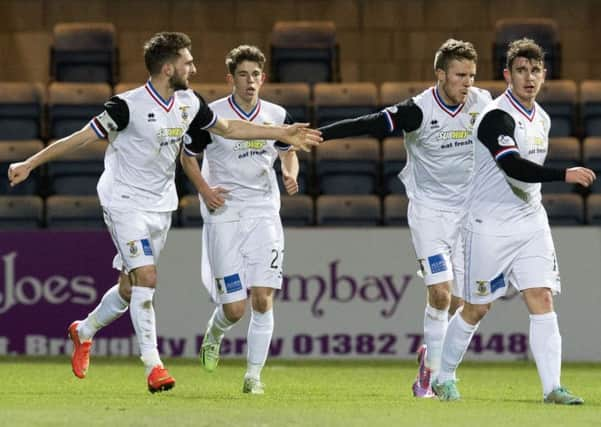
[432,39,594,404]
[318,39,491,397]
[7,33,321,393]
[179,45,299,394]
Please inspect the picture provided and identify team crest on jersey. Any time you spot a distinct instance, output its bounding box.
[476,280,489,296]
[179,105,190,122]
[127,241,139,257]
[469,112,479,127]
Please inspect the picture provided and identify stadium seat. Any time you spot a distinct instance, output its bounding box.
[542,193,584,225]
[580,80,601,137]
[537,80,577,137]
[492,18,561,79]
[382,138,406,195]
[0,196,43,229]
[190,83,232,103]
[47,82,111,139]
[316,194,381,226]
[274,148,312,195]
[477,80,506,99]
[582,137,601,193]
[270,21,339,84]
[280,194,314,226]
[179,194,203,228]
[51,22,117,84]
[0,140,44,196]
[316,138,380,194]
[383,194,409,226]
[380,81,432,106]
[314,83,378,127]
[0,82,45,140]
[542,137,581,194]
[113,82,141,94]
[261,83,311,123]
[46,139,107,195]
[586,194,601,224]
[46,195,104,229]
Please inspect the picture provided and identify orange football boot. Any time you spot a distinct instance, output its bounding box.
[67,321,92,379]
[147,365,176,393]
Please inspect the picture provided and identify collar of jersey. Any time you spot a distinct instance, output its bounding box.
[432,87,464,117]
[505,89,535,122]
[228,95,261,121]
[145,80,175,112]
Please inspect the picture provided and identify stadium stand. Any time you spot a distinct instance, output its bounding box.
[0,196,44,229]
[382,137,406,195]
[314,82,378,127]
[0,140,44,196]
[51,22,117,84]
[586,194,601,224]
[542,137,581,194]
[274,148,312,195]
[383,194,409,226]
[270,21,339,84]
[261,83,312,124]
[0,82,45,140]
[316,194,381,226]
[580,80,601,137]
[542,193,584,225]
[583,137,601,194]
[280,194,314,226]
[537,80,578,137]
[45,195,104,229]
[190,83,232,103]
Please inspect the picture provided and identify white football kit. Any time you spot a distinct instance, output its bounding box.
[463,89,560,304]
[386,86,491,289]
[192,95,291,304]
[89,80,217,272]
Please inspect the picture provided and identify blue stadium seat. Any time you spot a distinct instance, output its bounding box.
[580,80,601,137]
[586,194,601,224]
[0,196,43,229]
[542,137,581,194]
[271,21,339,84]
[383,194,409,226]
[542,193,584,225]
[51,22,117,84]
[0,140,44,196]
[382,138,406,195]
[314,83,378,127]
[48,82,111,139]
[46,195,104,229]
[280,194,314,226]
[261,83,311,124]
[537,80,577,137]
[316,195,381,226]
[0,82,44,140]
[316,138,380,194]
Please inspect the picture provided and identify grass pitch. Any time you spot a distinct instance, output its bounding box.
[1,357,599,427]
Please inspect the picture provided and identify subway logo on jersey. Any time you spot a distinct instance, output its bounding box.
[156,127,184,148]
[233,140,267,151]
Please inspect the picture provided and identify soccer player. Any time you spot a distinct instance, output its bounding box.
[431,38,594,404]
[318,39,491,398]
[179,45,299,395]
[7,32,320,393]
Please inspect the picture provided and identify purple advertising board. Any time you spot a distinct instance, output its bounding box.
[0,231,133,356]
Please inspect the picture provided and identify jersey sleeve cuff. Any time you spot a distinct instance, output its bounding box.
[89,118,107,139]
[495,147,520,161]
[201,112,218,130]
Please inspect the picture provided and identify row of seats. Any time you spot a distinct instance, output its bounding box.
[3,79,601,141]
[4,137,601,198]
[1,193,598,230]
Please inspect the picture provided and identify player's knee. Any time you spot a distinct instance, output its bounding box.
[118,272,132,302]
[251,288,274,313]
[462,302,490,324]
[428,283,451,309]
[223,302,245,322]
[131,266,157,287]
[523,287,554,311]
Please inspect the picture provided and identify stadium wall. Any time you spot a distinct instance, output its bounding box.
[0,0,600,83]
[1,228,600,361]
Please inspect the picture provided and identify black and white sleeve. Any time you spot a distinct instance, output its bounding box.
[89,96,129,138]
[274,111,293,151]
[477,109,565,182]
[318,98,423,141]
[183,92,219,155]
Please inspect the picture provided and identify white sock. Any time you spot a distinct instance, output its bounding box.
[246,309,274,380]
[529,312,562,396]
[205,305,236,344]
[423,303,449,379]
[437,311,479,383]
[130,286,161,373]
[77,284,129,341]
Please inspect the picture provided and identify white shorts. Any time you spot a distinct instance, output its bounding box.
[408,201,465,295]
[102,207,172,273]
[201,216,284,304]
[463,226,561,304]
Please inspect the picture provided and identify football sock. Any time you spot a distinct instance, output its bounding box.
[529,312,561,396]
[130,286,162,373]
[423,303,449,379]
[205,305,235,344]
[78,284,128,341]
[437,311,479,383]
[246,309,274,380]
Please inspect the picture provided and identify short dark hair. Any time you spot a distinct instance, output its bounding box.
[506,38,545,70]
[143,32,192,75]
[434,39,478,72]
[225,45,266,75]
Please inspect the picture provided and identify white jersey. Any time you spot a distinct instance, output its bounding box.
[192,95,291,223]
[399,86,492,211]
[466,90,551,236]
[90,81,217,212]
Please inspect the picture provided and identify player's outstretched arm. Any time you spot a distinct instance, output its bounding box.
[8,126,100,187]
[566,167,596,187]
[279,149,299,195]
[209,118,322,152]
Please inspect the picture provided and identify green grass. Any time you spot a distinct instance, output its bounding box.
[1,357,599,427]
